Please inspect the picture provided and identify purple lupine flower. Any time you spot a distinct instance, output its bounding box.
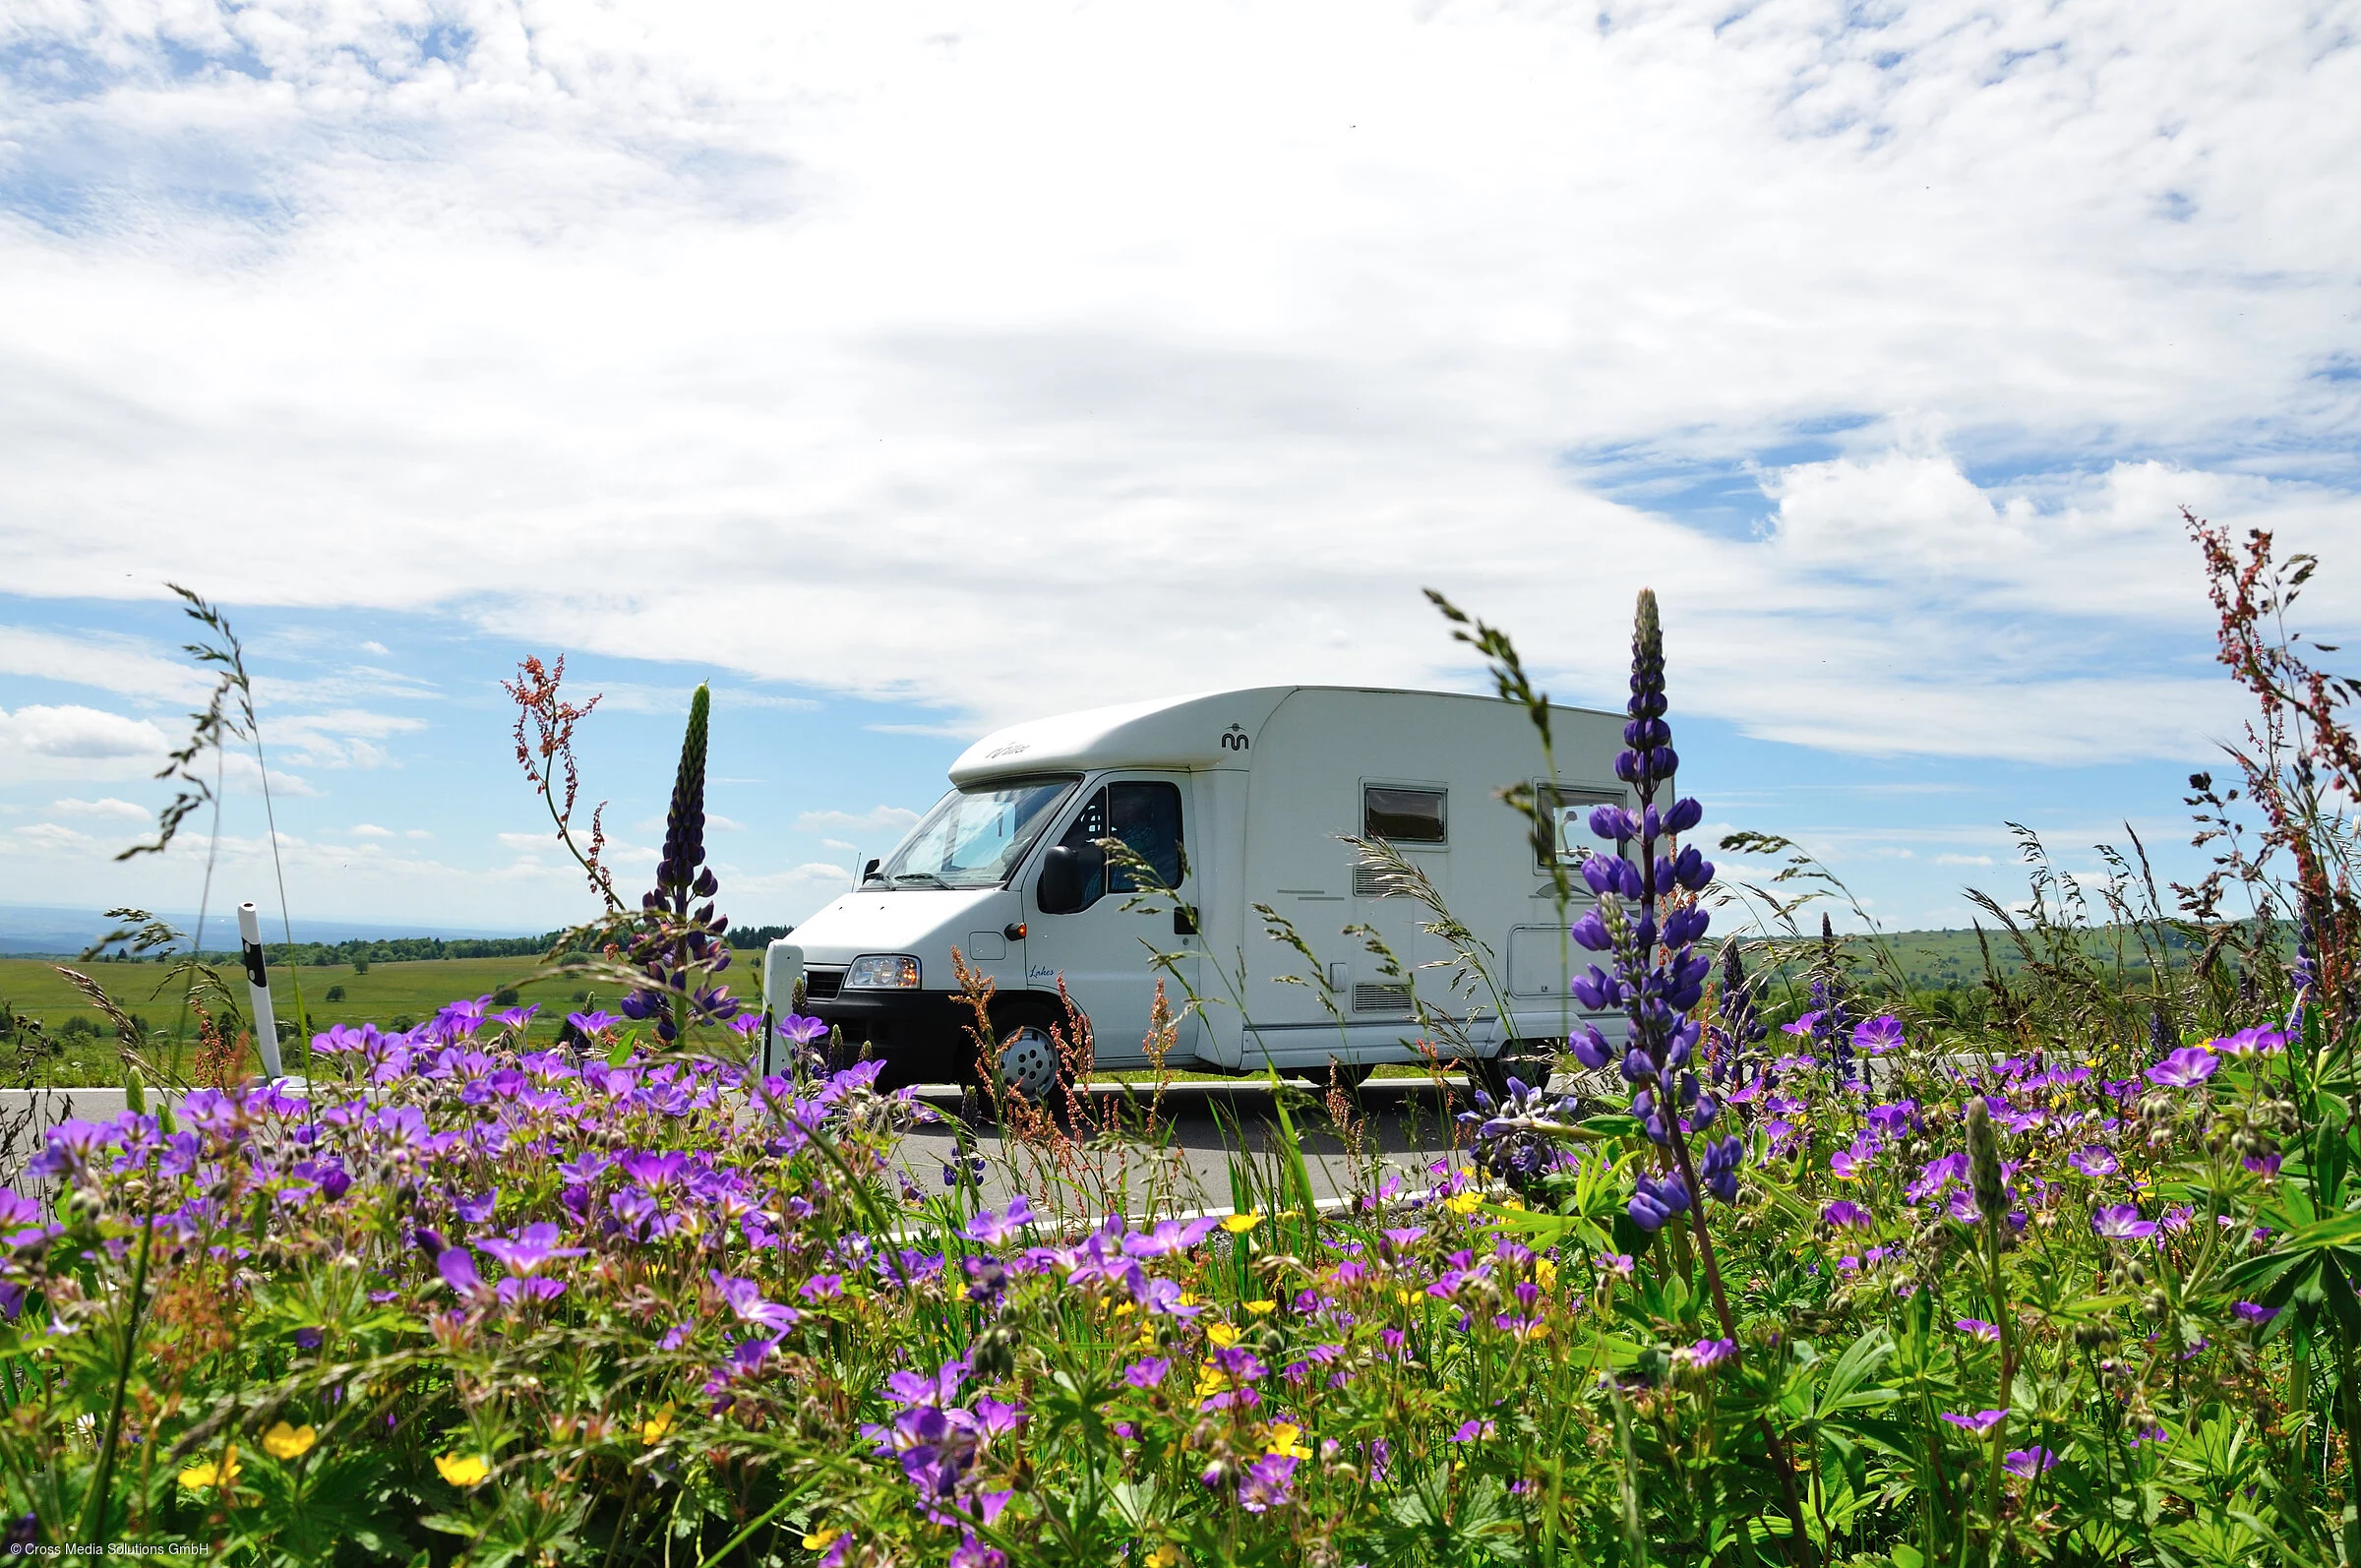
[2003,1447,2057,1478]
[1940,1409,2007,1432]
[2068,1146,2119,1177]
[1628,1172,1690,1232]
[2093,1204,2158,1240]
[2145,1047,2218,1088]
[1698,1134,1741,1203]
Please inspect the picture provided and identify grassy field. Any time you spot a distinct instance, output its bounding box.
[0,954,660,1085]
[0,920,2188,1086]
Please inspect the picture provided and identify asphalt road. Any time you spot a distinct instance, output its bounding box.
[890,1077,1481,1219]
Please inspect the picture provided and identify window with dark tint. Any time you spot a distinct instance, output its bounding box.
[1052,781,1184,910]
[1363,785,1446,844]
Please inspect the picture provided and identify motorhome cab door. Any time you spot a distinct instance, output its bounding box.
[1028,773,1203,1066]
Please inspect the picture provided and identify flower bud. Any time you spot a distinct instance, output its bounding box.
[1966,1097,2005,1223]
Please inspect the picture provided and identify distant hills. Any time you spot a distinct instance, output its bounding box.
[0,904,541,957]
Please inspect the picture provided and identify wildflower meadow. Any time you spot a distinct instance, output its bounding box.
[3,511,2359,1567]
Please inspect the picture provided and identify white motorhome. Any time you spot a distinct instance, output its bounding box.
[763,687,1632,1094]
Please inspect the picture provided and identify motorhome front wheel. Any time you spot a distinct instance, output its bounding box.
[998,1026,1062,1102]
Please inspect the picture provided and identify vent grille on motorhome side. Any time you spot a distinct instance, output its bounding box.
[804,967,844,1000]
[1352,983,1411,1013]
[1352,866,1402,898]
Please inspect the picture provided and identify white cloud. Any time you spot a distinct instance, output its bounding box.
[1935,853,1996,866]
[0,704,171,781]
[12,821,94,850]
[0,0,2354,775]
[405,828,432,839]
[359,640,390,655]
[50,796,151,820]
[795,805,924,836]
[349,822,394,837]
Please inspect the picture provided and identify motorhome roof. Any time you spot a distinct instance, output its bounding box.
[945,686,1607,785]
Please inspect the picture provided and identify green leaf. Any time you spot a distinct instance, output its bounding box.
[1892,1544,1926,1568]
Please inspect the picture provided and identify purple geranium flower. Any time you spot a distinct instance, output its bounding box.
[1940,1409,2007,1433]
[1450,1418,1495,1442]
[2233,1301,2279,1324]
[1823,1199,1872,1231]
[2003,1446,2057,1478]
[1853,1015,1905,1055]
[2068,1146,2119,1177]
[437,1246,491,1303]
[2145,1047,2218,1089]
[776,1014,829,1045]
[2093,1204,2158,1240]
[1237,1453,1298,1513]
[566,1010,620,1036]
[962,1196,1037,1246]
[1955,1318,2000,1342]
[1121,1217,1219,1258]
[1123,1357,1171,1388]
[479,1222,588,1277]
[710,1273,800,1332]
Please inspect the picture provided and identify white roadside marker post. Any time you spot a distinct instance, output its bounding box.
[761,939,806,1081]
[237,902,287,1081]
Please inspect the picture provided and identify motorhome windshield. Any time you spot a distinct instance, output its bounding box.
[874,778,1079,889]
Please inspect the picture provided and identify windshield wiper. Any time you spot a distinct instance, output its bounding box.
[890,871,950,888]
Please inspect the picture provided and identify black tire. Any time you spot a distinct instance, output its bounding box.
[1471,1039,1564,1103]
[959,998,1077,1117]
[1295,1057,1375,1092]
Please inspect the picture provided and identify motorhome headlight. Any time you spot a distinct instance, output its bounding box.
[844,954,922,991]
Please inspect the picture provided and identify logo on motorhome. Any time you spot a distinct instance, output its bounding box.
[1219,724,1250,753]
[986,742,1030,759]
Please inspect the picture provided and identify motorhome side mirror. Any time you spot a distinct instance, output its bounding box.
[1037,844,1100,915]
[862,859,881,883]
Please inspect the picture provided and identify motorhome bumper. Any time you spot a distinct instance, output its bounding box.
[807,991,977,1084]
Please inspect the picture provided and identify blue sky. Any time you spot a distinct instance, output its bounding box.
[2,1,2357,940]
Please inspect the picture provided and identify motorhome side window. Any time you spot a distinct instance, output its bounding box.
[1362,785,1446,844]
[1535,783,1629,871]
[1051,782,1183,909]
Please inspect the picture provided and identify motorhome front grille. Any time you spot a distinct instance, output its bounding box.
[1352,983,1411,1014]
[1351,866,1403,898]
[803,968,844,1001]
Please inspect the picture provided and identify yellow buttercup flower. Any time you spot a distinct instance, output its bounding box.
[1207,1323,1242,1348]
[262,1421,317,1461]
[1263,1421,1313,1459]
[1535,1257,1558,1291]
[1244,1299,1276,1316]
[1178,1291,1201,1307]
[178,1443,242,1492]
[803,1528,842,1551]
[1114,1300,1137,1316]
[435,1453,491,1488]
[640,1404,676,1445]
[1445,1191,1483,1216]
[1149,1544,1180,1567]
[1221,1212,1262,1234]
